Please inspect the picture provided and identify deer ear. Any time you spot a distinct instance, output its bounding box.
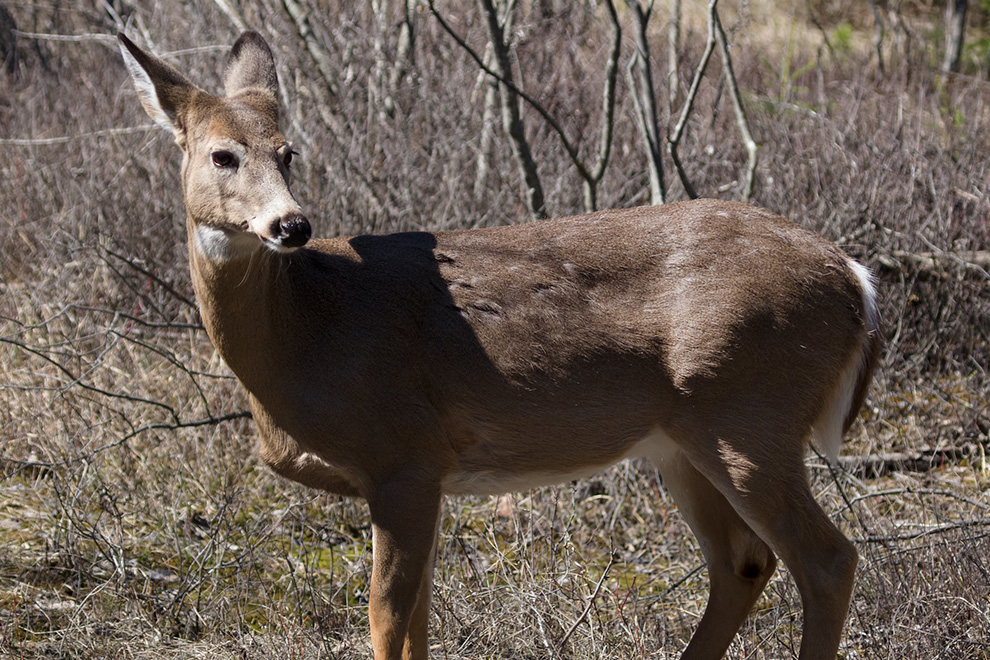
[118,33,199,135]
[224,31,278,99]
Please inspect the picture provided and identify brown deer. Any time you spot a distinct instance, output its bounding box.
[118,31,881,660]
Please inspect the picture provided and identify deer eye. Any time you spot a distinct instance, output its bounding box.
[283,149,297,168]
[211,150,238,169]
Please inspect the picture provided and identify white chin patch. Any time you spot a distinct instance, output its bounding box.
[262,239,300,254]
[194,225,261,261]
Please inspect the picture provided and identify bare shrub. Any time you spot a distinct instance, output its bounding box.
[1,1,987,658]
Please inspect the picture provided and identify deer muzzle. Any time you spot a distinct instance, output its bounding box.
[270,213,311,249]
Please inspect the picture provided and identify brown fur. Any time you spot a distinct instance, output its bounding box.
[119,31,881,660]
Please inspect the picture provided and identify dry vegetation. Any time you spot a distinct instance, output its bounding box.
[1,0,988,658]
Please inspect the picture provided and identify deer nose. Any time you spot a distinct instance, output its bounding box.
[271,212,311,248]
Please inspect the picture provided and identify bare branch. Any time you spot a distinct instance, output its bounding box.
[427,3,571,157]
[100,244,197,310]
[865,0,886,73]
[665,0,757,200]
[474,59,500,203]
[582,0,622,213]
[476,0,546,220]
[667,0,680,107]
[473,2,517,204]
[626,0,667,205]
[0,411,252,478]
[668,0,719,199]
[373,0,392,118]
[12,30,115,44]
[0,125,157,146]
[877,250,990,281]
[67,305,204,332]
[556,552,616,653]
[855,518,990,544]
[280,0,341,123]
[847,487,990,512]
[386,0,417,116]
[0,335,181,424]
[713,11,758,200]
[942,0,969,73]
[212,0,249,33]
[430,0,622,211]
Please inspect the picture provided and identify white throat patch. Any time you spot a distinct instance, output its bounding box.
[194,225,261,262]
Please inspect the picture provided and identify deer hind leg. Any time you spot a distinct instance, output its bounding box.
[367,481,442,660]
[734,479,857,660]
[654,448,778,660]
[671,434,858,660]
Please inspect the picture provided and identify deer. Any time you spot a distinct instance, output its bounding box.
[118,30,881,660]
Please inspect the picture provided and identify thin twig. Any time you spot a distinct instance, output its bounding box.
[854,519,990,544]
[847,487,990,512]
[100,244,197,310]
[106,328,214,415]
[556,553,616,653]
[475,0,546,219]
[582,0,622,213]
[0,411,252,478]
[713,10,758,200]
[668,0,719,199]
[212,0,249,33]
[667,0,680,107]
[12,30,115,43]
[0,125,157,146]
[70,304,203,332]
[429,3,588,188]
[626,0,666,205]
[280,0,340,109]
[865,0,886,73]
[0,336,180,423]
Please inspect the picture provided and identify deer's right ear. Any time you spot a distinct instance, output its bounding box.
[118,33,198,136]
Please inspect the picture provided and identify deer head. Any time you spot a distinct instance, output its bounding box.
[119,32,310,260]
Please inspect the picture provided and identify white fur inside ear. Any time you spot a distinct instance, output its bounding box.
[119,43,175,132]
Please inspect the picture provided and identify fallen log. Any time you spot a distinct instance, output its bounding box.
[877,250,990,280]
[835,442,988,478]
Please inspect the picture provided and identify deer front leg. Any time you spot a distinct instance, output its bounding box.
[368,480,442,660]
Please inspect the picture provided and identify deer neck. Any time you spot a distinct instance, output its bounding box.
[187,220,298,393]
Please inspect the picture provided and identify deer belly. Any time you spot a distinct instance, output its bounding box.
[440,432,671,496]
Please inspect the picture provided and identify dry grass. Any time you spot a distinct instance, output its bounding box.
[2,0,989,658]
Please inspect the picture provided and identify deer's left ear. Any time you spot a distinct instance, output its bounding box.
[224,31,279,100]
